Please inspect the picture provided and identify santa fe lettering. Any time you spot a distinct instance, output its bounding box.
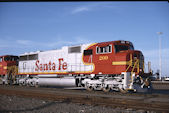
[35,58,67,71]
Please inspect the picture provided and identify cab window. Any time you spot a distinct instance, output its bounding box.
[0,57,2,62]
[114,45,134,53]
[4,56,18,61]
[84,49,93,56]
[4,56,11,61]
[96,45,112,54]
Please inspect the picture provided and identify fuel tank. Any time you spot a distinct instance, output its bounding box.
[38,77,76,87]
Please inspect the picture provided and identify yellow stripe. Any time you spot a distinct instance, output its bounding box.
[112,61,130,65]
[18,71,67,75]
[81,43,97,73]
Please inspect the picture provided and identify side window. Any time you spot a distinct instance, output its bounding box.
[19,55,28,61]
[96,45,112,54]
[0,57,2,62]
[19,54,38,61]
[84,49,93,56]
[29,54,38,60]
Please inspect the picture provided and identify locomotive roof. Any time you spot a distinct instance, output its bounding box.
[19,43,91,56]
[20,51,41,56]
[19,40,132,56]
[98,40,132,44]
[0,55,18,58]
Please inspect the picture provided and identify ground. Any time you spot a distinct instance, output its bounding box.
[0,94,149,113]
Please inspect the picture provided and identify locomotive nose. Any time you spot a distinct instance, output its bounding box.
[139,51,144,72]
[133,51,144,73]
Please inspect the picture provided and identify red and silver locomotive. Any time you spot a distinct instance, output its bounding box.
[0,40,151,92]
[0,55,18,84]
[16,40,150,92]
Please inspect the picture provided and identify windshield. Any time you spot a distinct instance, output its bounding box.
[114,45,134,53]
[4,56,18,61]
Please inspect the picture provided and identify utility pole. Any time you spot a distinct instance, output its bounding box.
[148,61,152,73]
[157,32,162,80]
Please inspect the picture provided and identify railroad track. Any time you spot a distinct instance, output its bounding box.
[152,81,169,90]
[0,85,169,112]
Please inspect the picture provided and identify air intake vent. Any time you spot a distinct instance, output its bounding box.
[68,46,81,53]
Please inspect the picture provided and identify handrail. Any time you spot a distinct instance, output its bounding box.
[131,59,139,73]
[125,53,140,74]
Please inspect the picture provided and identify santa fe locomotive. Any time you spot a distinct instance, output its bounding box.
[0,40,152,92]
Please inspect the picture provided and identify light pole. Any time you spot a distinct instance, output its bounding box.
[157,32,162,80]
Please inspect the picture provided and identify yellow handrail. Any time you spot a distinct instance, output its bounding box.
[131,59,138,73]
[125,54,140,74]
[125,54,132,72]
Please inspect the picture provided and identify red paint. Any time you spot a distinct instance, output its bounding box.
[62,62,67,70]
[83,41,144,75]
[52,63,56,70]
[49,61,51,70]
[35,60,39,71]
[58,58,63,70]
[0,55,18,75]
[35,58,68,71]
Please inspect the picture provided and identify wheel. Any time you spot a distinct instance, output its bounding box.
[103,85,110,92]
[144,78,150,87]
[30,82,33,87]
[19,83,22,86]
[119,88,127,93]
[86,83,94,91]
[87,86,94,91]
[35,82,39,88]
[2,81,5,85]
[26,82,30,87]
[22,82,26,86]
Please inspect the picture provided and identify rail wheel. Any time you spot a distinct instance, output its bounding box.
[35,83,39,88]
[144,78,150,87]
[2,81,5,85]
[87,86,94,91]
[26,82,30,87]
[103,85,110,92]
[119,88,127,93]
[19,82,22,86]
[22,82,26,86]
[86,83,94,91]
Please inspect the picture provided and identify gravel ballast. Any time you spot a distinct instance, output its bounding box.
[0,94,151,113]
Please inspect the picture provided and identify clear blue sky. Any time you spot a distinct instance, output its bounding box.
[0,2,169,76]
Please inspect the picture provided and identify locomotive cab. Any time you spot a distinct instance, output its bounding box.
[82,40,150,92]
[112,41,144,75]
[83,40,144,75]
[0,55,19,85]
[0,55,18,74]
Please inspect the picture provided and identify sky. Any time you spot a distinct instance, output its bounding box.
[0,2,169,76]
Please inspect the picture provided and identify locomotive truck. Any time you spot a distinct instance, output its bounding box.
[0,40,152,92]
